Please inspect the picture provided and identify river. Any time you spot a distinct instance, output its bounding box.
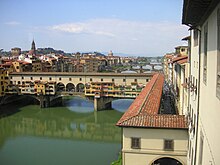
[0,96,133,165]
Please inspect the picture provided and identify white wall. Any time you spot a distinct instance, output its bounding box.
[122,127,188,165]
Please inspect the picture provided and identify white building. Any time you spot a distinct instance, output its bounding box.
[182,0,220,164]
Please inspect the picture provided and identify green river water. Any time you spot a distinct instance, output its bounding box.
[0,96,133,165]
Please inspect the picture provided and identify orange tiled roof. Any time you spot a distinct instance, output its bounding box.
[172,55,188,63]
[116,73,187,129]
[177,58,188,64]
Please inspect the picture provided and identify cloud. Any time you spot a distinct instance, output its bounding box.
[4,21,21,26]
[47,19,188,55]
[50,20,116,37]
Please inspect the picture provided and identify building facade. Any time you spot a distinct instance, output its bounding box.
[116,73,188,165]
[182,0,220,164]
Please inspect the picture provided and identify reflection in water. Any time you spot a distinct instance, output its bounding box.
[0,96,132,165]
[65,96,94,113]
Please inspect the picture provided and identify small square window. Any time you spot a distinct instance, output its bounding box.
[101,78,103,82]
[49,77,52,81]
[40,77,42,80]
[22,77,24,80]
[59,78,62,81]
[30,77,33,80]
[90,78,93,81]
[79,78,82,81]
[131,137,140,149]
[134,79,137,82]
[69,78,72,81]
[164,139,174,151]
[123,79,126,82]
[112,78,114,82]
[146,79,149,82]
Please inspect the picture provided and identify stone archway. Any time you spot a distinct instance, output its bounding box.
[151,157,183,165]
[56,82,65,92]
[76,83,85,92]
[66,83,75,92]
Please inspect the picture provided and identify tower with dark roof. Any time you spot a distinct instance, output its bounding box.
[29,40,36,55]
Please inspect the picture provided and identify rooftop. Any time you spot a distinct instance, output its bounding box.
[116,73,187,129]
[182,0,219,26]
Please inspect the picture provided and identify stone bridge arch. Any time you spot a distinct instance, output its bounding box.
[76,83,85,92]
[149,156,184,165]
[66,83,75,92]
[57,82,65,92]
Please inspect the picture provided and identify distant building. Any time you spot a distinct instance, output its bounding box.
[0,67,9,96]
[175,46,188,56]
[29,40,36,56]
[11,47,21,56]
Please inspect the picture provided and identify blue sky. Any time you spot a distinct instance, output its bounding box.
[0,0,189,56]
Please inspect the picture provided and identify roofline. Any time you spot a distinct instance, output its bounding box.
[9,72,154,77]
[116,125,188,130]
[182,0,220,26]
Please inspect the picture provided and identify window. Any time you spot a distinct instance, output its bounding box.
[90,78,92,81]
[217,9,220,99]
[101,78,103,82]
[198,132,204,165]
[79,78,82,81]
[146,79,149,82]
[69,78,72,81]
[49,77,52,81]
[194,29,199,46]
[131,137,140,149]
[40,77,42,80]
[164,139,174,151]
[134,79,137,82]
[30,77,33,80]
[18,81,20,84]
[22,76,24,80]
[59,77,62,81]
[123,79,126,82]
[203,23,208,84]
[112,78,114,82]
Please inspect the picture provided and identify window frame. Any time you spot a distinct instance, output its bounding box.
[203,23,208,84]
[216,9,220,99]
[131,137,141,149]
[164,139,174,151]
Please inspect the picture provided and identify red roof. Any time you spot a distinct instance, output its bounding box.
[116,73,187,129]
[172,55,188,63]
[177,58,188,64]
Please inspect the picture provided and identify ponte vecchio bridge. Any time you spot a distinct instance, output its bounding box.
[5,72,154,111]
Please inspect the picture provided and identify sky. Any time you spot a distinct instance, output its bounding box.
[0,0,189,56]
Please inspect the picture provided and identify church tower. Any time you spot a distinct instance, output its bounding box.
[29,39,36,55]
[31,40,36,51]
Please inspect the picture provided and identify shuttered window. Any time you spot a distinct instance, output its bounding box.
[217,9,220,99]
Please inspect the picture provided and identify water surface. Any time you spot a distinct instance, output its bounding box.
[0,97,133,165]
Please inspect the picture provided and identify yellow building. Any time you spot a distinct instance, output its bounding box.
[171,55,189,115]
[175,46,188,56]
[34,80,47,95]
[0,67,9,96]
[32,61,42,72]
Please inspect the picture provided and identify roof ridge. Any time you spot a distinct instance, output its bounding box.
[137,73,159,114]
[116,73,160,126]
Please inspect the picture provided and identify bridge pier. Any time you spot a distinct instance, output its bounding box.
[39,95,50,108]
[94,97,113,111]
[38,95,63,108]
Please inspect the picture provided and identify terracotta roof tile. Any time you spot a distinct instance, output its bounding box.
[116,73,188,129]
[172,55,188,63]
[177,58,188,64]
